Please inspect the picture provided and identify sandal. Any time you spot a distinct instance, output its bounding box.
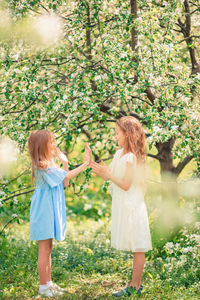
[112,285,143,297]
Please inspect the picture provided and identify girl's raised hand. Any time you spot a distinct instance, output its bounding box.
[90,161,111,181]
[84,143,92,165]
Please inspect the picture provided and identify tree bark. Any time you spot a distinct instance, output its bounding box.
[155,139,176,179]
[179,0,200,74]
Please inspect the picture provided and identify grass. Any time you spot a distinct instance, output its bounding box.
[0,153,199,299]
[0,218,199,300]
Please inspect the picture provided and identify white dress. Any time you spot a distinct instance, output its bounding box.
[109,149,152,252]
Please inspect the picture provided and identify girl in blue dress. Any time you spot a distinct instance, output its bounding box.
[28,130,91,297]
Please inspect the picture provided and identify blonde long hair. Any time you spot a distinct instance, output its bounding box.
[116,116,146,163]
[28,130,56,181]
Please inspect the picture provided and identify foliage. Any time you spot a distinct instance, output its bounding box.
[0,218,199,299]
[149,223,200,288]
[0,0,199,167]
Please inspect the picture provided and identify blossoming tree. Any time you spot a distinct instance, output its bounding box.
[0,0,199,201]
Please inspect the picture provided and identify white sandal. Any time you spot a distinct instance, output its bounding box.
[39,285,63,297]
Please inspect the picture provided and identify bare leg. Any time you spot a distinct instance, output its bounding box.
[129,252,145,289]
[38,239,53,285]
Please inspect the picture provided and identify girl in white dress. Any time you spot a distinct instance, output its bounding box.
[91,116,152,297]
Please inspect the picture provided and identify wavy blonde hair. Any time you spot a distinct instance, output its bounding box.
[28,130,56,181]
[116,116,146,163]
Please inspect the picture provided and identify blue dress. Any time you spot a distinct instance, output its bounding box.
[30,167,67,241]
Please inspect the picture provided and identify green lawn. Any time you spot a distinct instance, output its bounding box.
[0,218,199,299]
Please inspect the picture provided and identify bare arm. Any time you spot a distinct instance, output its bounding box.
[90,161,134,191]
[65,162,88,180]
[110,162,134,191]
[63,161,69,187]
[65,143,92,181]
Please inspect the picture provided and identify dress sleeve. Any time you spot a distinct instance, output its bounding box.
[109,150,120,171]
[125,153,137,168]
[109,160,114,171]
[41,168,67,188]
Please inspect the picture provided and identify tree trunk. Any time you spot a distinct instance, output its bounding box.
[155,139,176,180]
[155,139,179,206]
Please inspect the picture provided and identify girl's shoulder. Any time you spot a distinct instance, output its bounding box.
[39,159,59,171]
[41,166,62,174]
[118,151,137,165]
[36,166,67,188]
[114,148,123,158]
[115,149,135,159]
[113,149,137,167]
[35,165,58,173]
[35,166,65,180]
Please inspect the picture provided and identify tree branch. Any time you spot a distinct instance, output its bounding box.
[189,1,200,7]
[0,170,28,187]
[174,155,194,175]
[2,189,34,203]
[145,88,156,105]
[177,0,200,73]
[177,35,200,44]
[99,103,147,124]
[2,99,37,116]
[131,95,153,106]
[39,3,50,14]
[147,153,160,160]
[190,7,200,15]
[0,204,30,236]
[130,0,138,56]
[184,0,191,33]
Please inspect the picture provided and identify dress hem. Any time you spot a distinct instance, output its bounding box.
[111,244,152,252]
[30,235,65,241]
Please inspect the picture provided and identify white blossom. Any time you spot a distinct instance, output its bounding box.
[94,75,101,81]
[98,209,102,216]
[165,242,174,254]
[182,247,193,253]
[196,73,200,80]
[84,203,92,211]
[12,214,18,218]
[22,66,29,72]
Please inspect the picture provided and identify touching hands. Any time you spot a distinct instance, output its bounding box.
[84,143,92,165]
[57,144,92,169]
[90,160,111,181]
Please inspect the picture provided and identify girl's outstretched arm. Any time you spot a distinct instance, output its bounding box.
[63,161,69,187]
[65,144,92,180]
[90,161,134,191]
